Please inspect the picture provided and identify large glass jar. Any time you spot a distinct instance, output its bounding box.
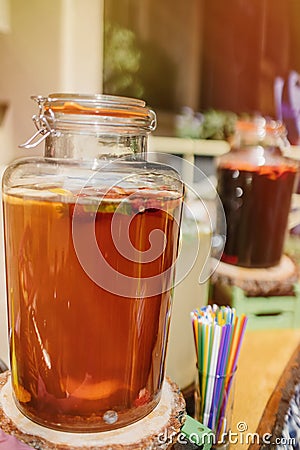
[2,94,184,432]
[216,117,298,268]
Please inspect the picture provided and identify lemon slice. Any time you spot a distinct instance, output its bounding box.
[49,188,73,196]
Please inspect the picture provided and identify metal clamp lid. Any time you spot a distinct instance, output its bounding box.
[20,94,157,149]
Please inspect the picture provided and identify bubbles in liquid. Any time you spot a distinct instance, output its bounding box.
[103,410,119,424]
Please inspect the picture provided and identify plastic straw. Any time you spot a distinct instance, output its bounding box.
[191,305,248,436]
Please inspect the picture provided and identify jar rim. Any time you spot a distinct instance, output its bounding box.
[31,93,157,133]
[44,93,146,108]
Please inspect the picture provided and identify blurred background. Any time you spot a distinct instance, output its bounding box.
[2,0,300,161]
[1,0,300,389]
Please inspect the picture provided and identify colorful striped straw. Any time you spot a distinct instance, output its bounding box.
[191,305,248,439]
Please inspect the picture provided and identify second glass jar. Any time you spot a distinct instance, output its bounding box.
[216,117,298,268]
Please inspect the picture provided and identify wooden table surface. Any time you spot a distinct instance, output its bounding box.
[0,329,299,449]
[232,328,300,450]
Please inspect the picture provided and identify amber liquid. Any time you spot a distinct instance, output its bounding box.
[217,163,296,268]
[3,189,182,431]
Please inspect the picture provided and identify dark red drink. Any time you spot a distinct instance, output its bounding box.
[217,161,297,268]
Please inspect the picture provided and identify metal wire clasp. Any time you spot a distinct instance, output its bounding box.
[19,96,55,149]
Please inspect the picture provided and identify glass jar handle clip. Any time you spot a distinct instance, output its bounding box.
[19,96,54,149]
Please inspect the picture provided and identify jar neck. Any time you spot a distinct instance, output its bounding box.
[231,117,289,152]
[44,132,148,160]
[232,133,287,151]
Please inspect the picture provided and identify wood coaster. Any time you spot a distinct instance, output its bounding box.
[0,372,185,449]
[211,255,299,297]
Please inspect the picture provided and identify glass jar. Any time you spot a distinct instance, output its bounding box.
[216,117,298,268]
[2,94,184,432]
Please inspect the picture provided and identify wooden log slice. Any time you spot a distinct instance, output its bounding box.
[211,255,299,297]
[0,372,186,450]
